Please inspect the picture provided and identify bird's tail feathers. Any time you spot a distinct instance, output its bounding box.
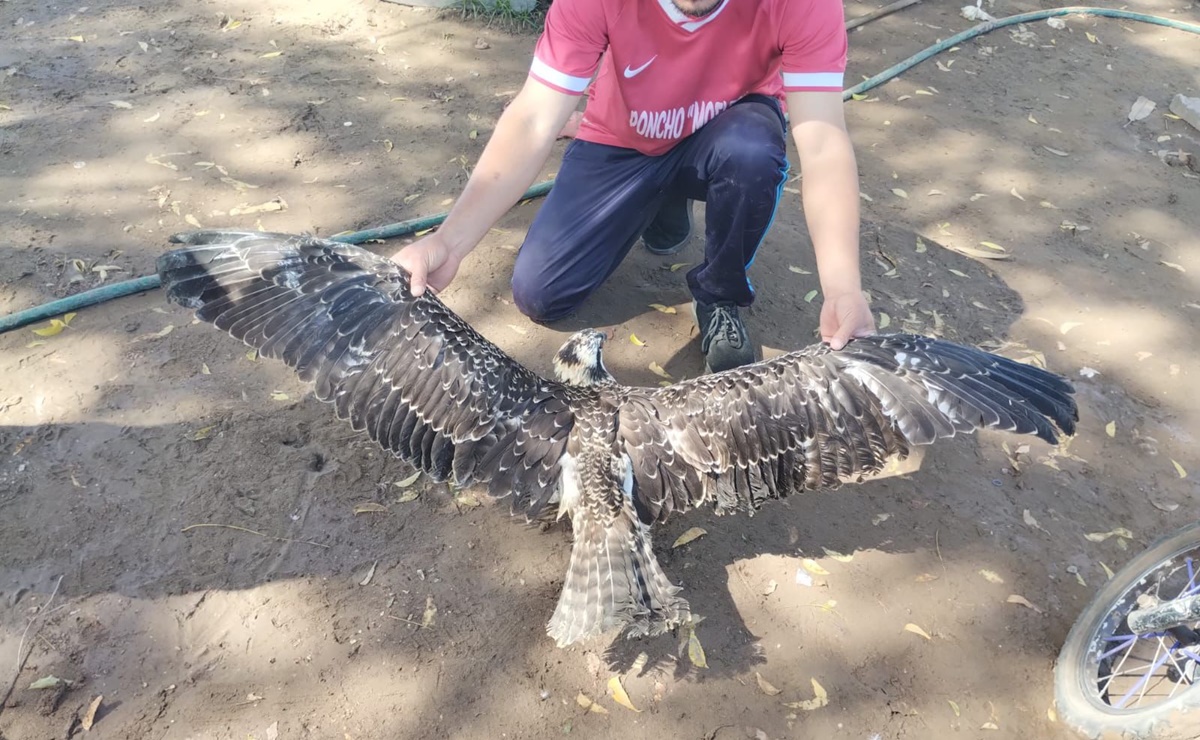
[546,510,689,647]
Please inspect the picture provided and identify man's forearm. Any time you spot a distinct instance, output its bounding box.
[795,126,863,299]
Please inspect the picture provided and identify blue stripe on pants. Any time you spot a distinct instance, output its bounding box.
[512,94,789,323]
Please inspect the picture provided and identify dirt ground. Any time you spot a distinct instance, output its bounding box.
[1,0,1198,737]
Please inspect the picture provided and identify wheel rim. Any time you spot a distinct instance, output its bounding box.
[1081,546,1200,712]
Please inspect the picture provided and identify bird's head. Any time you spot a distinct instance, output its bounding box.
[553,329,615,387]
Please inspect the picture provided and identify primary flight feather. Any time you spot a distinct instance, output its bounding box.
[157,230,1078,647]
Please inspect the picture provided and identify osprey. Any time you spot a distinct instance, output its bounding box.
[157,230,1078,647]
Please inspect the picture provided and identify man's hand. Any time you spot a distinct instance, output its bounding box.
[391,233,464,297]
[820,290,875,350]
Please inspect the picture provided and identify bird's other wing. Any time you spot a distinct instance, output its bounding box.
[618,333,1078,522]
[157,230,573,519]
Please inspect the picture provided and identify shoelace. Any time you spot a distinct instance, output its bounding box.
[701,304,746,352]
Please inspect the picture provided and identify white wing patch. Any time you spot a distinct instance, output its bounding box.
[555,453,581,520]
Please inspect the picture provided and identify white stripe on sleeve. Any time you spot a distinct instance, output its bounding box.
[781,72,844,89]
[530,57,592,93]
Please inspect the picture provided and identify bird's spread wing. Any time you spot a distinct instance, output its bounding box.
[618,333,1078,522]
[157,230,573,517]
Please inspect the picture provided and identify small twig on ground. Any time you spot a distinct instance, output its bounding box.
[180,523,330,549]
[845,0,922,31]
[387,615,430,628]
[0,575,65,716]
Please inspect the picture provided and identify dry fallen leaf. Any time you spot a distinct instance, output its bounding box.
[915,573,938,583]
[948,699,961,717]
[669,262,689,272]
[1160,261,1185,273]
[787,265,812,275]
[630,334,646,347]
[270,391,289,401]
[28,676,70,690]
[109,100,133,109]
[756,672,782,696]
[822,547,853,562]
[872,513,891,526]
[686,621,708,668]
[813,599,837,614]
[903,623,932,640]
[981,722,1000,730]
[422,595,437,627]
[576,692,609,714]
[359,560,378,586]
[803,289,819,303]
[454,491,482,509]
[1172,459,1188,479]
[1043,146,1070,157]
[1007,594,1045,614]
[1085,527,1134,543]
[1127,96,1156,124]
[81,694,103,731]
[672,527,707,548]
[892,188,908,199]
[1105,421,1116,437]
[801,558,830,576]
[354,502,388,515]
[260,50,284,58]
[648,362,672,380]
[395,488,420,504]
[878,312,891,329]
[394,470,422,488]
[648,303,676,314]
[230,199,286,216]
[979,569,1005,584]
[1059,321,1083,334]
[31,311,78,337]
[609,675,641,712]
[185,214,202,228]
[189,425,217,441]
[784,678,829,711]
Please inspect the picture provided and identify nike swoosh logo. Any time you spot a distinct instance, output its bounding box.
[623,55,657,78]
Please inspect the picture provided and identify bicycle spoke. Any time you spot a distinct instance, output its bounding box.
[1115,639,1175,709]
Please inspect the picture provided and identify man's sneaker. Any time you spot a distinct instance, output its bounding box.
[693,299,756,373]
[641,197,693,256]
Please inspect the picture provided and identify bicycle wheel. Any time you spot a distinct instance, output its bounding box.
[1055,521,1200,739]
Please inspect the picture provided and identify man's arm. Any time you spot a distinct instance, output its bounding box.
[785,89,874,349]
[391,78,580,296]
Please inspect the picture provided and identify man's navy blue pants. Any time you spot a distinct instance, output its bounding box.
[511,94,790,323]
